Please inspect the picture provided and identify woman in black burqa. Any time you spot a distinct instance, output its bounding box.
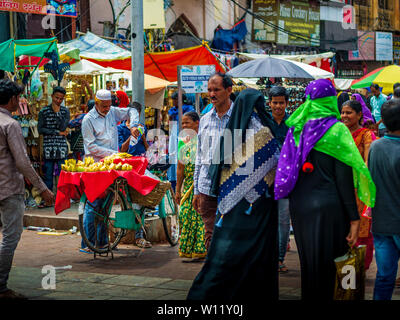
[187,88,281,301]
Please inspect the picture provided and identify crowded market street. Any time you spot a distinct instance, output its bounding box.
[1,0,400,310]
[10,219,399,301]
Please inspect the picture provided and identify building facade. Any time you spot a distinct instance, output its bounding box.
[0,0,90,42]
[90,0,248,42]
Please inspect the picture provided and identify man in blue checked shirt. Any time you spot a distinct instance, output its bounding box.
[79,89,141,254]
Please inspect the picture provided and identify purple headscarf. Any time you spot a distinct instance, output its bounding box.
[351,93,375,125]
[274,79,340,200]
[305,79,337,100]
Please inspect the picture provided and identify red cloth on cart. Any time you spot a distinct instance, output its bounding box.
[54,157,159,214]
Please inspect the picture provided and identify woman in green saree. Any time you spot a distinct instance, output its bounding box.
[176,112,207,262]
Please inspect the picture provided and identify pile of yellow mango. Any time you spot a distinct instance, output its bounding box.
[61,153,134,172]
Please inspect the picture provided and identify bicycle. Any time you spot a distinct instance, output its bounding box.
[78,165,179,259]
[146,163,180,247]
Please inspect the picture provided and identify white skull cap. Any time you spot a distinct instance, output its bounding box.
[95,89,112,101]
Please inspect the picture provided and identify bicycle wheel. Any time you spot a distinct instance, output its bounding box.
[78,191,128,254]
[159,187,179,246]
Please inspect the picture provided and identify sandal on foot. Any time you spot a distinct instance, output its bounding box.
[278,263,289,273]
[135,238,152,248]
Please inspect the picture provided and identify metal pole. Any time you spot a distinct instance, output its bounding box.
[9,12,14,39]
[178,66,183,130]
[131,0,145,123]
[195,93,200,114]
[177,66,183,130]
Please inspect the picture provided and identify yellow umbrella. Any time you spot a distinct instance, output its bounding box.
[351,65,400,94]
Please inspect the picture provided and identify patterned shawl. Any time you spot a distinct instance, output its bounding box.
[207,89,280,226]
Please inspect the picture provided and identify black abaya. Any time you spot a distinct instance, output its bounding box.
[187,194,279,301]
[289,149,359,300]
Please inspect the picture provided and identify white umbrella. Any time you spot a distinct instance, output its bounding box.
[227,57,314,79]
[235,53,334,80]
[68,59,109,75]
[275,58,334,80]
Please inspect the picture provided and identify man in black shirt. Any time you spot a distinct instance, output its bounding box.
[38,86,70,196]
[268,86,291,273]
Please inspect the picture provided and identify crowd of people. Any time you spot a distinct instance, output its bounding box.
[0,71,399,301]
[186,75,400,301]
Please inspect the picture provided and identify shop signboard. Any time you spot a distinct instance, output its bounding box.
[179,65,216,94]
[252,0,320,46]
[177,64,215,120]
[392,35,400,64]
[348,31,375,61]
[0,0,46,14]
[0,0,77,17]
[252,0,278,42]
[376,32,393,61]
[47,0,77,17]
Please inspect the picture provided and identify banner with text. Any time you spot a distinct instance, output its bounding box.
[179,65,216,94]
[0,0,77,17]
[252,0,320,46]
[376,32,393,61]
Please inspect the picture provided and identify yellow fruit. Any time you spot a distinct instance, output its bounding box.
[67,159,76,171]
[84,157,94,166]
[115,163,122,170]
[31,187,40,198]
[34,196,42,205]
[115,152,132,159]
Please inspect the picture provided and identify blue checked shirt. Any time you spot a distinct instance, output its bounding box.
[82,106,139,162]
[370,93,387,130]
[194,103,234,196]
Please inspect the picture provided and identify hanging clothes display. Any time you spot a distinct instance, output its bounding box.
[211,17,247,52]
[212,52,239,70]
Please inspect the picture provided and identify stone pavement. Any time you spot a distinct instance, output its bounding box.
[5,229,400,300]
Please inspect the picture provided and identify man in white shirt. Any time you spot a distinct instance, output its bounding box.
[192,73,234,251]
[80,89,141,253]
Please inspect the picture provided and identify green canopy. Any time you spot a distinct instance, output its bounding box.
[0,37,58,72]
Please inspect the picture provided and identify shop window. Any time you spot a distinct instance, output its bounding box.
[378,0,391,10]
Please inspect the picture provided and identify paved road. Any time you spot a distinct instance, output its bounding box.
[6,229,400,300]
